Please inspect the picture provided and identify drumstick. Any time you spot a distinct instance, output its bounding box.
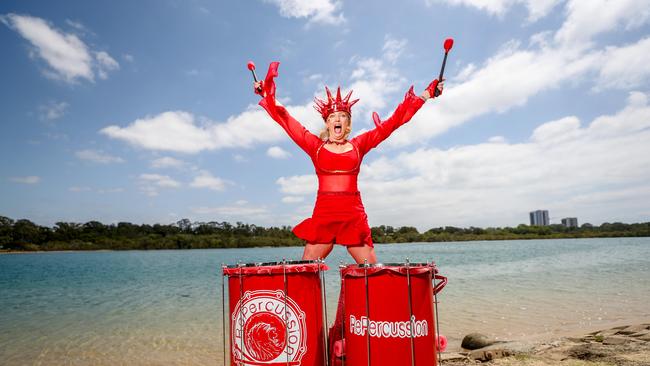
[434,38,454,97]
[247,61,263,93]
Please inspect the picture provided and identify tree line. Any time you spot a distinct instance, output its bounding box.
[1,215,649,251]
[371,222,650,243]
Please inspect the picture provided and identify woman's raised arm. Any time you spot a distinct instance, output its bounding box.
[353,79,443,155]
[256,62,321,155]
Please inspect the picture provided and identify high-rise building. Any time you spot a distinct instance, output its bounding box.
[529,210,549,226]
[561,217,578,228]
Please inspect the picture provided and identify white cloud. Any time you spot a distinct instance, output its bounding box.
[272,93,650,228]
[192,204,269,216]
[276,174,317,195]
[68,186,123,193]
[101,108,287,153]
[345,56,406,120]
[426,0,563,22]
[386,42,578,147]
[307,73,322,81]
[1,13,119,83]
[139,174,180,187]
[382,35,408,63]
[95,51,119,79]
[455,63,477,82]
[488,136,508,143]
[101,41,412,154]
[385,1,650,148]
[138,173,181,196]
[530,116,583,144]
[282,195,305,203]
[101,111,219,153]
[594,37,650,91]
[65,19,86,32]
[233,154,248,162]
[355,92,650,228]
[263,0,345,25]
[9,176,41,184]
[588,91,650,136]
[267,146,292,159]
[555,0,650,47]
[39,101,68,120]
[211,107,290,148]
[191,201,272,222]
[101,3,649,159]
[190,170,228,191]
[151,157,186,169]
[75,149,124,164]
[524,0,564,22]
[427,0,509,16]
[69,186,91,192]
[98,188,124,194]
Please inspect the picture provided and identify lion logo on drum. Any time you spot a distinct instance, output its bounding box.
[244,312,286,360]
[232,290,307,365]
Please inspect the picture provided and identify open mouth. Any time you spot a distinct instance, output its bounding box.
[334,123,342,135]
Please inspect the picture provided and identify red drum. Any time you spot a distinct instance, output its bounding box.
[222,260,329,366]
[339,263,447,366]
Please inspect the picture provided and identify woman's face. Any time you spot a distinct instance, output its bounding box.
[325,111,351,141]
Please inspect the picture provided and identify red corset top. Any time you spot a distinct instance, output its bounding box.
[315,143,360,193]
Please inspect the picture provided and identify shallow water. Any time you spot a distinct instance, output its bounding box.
[1,237,649,365]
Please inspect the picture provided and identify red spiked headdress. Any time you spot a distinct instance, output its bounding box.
[314,86,359,120]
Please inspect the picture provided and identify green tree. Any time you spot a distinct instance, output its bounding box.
[12,219,42,247]
[116,222,139,238]
[54,222,82,241]
[176,218,192,233]
[0,215,15,248]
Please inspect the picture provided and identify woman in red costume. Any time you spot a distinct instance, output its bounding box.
[255,62,443,264]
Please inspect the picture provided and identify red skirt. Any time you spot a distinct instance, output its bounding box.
[293,191,374,247]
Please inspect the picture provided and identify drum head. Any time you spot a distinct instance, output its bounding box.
[341,262,431,269]
[339,262,435,277]
[224,259,320,269]
[223,259,327,275]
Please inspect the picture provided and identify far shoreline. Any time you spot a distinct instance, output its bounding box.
[3,216,648,251]
[2,235,649,255]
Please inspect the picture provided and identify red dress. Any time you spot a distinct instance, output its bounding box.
[259,76,424,247]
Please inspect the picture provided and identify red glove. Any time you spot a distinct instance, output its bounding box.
[263,62,279,100]
[254,81,265,96]
[425,79,441,99]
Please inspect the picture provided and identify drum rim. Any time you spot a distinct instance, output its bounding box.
[341,262,432,268]
[224,259,321,268]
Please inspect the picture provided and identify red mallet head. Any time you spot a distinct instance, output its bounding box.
[247,61,256,71]
[444,38,454,53]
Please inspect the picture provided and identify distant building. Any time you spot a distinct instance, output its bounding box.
[561,217,578,228]
[529,210,550,226]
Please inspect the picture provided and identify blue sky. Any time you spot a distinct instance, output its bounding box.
[1,0,649,229]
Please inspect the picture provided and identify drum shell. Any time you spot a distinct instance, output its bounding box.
[342,265,438,366]
[225,263,326,366]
